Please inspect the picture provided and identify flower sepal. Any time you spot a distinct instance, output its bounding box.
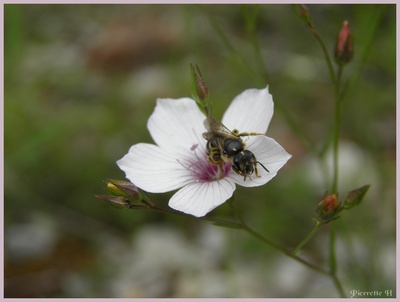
[96,179,154,209]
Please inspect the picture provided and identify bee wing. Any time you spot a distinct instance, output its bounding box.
[203,117,235,139]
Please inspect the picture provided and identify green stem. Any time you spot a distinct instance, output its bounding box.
[303,20,347,298]
[309,27,336,87]
[327,63,345,298]
[149,205,241,228]
[329,225,337,274]
[329,225,346,297]
[242,221,328,275]
[331,66,343,193]
[229,201,329,275]
[291,222,321,255]
[144,199,334,282]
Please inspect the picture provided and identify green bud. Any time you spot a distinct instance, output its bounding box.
[190,63,210,115]
[343,184,370,210]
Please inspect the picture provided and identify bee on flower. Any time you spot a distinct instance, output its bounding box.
[117,86,291,217]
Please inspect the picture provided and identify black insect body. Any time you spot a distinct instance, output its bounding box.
[202,117,269,180]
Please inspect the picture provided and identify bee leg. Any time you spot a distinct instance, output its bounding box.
[238,131,266,137]
[218,163,224,178]
[208,147,221,164]
[207,148,225,178]
[254,165,261,178]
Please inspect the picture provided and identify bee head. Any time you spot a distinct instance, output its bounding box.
[232,150,269,181]
[232,150,256,180]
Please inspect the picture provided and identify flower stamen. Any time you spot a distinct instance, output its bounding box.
[177,146,232,182]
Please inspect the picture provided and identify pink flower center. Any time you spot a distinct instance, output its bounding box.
[179,144,232,182]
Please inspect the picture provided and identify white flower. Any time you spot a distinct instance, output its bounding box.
[117,87,291,217]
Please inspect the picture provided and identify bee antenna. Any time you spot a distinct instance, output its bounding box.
[257,161,269,173]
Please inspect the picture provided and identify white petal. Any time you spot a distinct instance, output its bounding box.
[169,179,236,217]
[222,86,274,134]
[117,143,194,193]
[228,136,291,187]
[147,98,207,156]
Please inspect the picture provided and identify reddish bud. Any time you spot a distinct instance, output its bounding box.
[319,194,338,211]
[315,193,342,223]
[335,21,354,65]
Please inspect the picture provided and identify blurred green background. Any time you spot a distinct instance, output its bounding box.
[4,4,396,298]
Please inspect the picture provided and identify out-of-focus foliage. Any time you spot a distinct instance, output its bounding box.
[4,4,395,298]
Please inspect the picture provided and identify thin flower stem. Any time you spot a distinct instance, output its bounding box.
[290,222,321,255]
[149,204,242,227]
[241,220,329,275]
[329,225,337,275]
[308,27,336,87]
[228,201,329,275]
[143,198,346,295]
[327,57,345,299]
[329,225,346,297]
[331,66,343,193]
[332,273,346,298]
[296,16,348,297]
[142,198,331,277]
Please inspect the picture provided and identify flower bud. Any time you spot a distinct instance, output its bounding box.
[293,4,314,28]
[334,21,353,66]
[105,179,142,202]
[190,63,210,115]
[343,184,370,210]
[95,195,133,209]
[190,63,208,101]
[315,193,342,223]
[102,179,155,207]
